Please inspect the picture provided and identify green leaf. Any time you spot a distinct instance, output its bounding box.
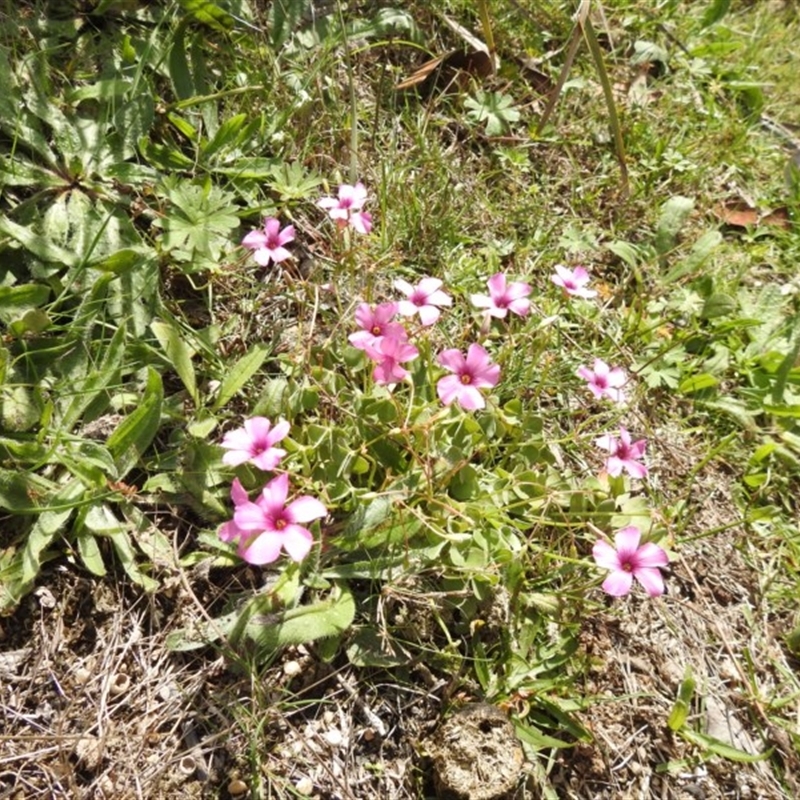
[201,113,247,160]
[22,478,86,584]
[465,91,521,137]
[151,319,198,404]
[106,368,163,479]
[0,468,56,512]
[212,343,269,410]
[679,373,720,395]
[178,0,234,32]
[667,669,695,731]
[246,584,356,657]
[678,727,772,763]
[75,528,107,576]
[701,292,737,320]
[663,230,722,283]
[0,214,80,267]
[513,721,573,751]
[655,196,694,255]
[701,0,731,28]
[59,324,127,432]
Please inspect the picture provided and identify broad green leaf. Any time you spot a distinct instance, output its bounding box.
[106,368,163,479]
[22,478,86,583]
[75,528,107,576]
[212,343,269,410]
[106,527,158,591]
[700,292,736,319]
[245,584,356,657]
[701,0,731,28]
[0,468,56,512]
[343,496,393,537]
[655,196,694,255]
[201,113,247,160]
[0,214,80,267]
[1,385,41,431]
[679,373,719,394]
[151,319,198,404]
[762,404,800,419]
[178,0,234,32]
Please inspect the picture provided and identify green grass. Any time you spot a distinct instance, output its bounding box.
[2,0,800,797]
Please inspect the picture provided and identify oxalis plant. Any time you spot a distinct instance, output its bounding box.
[167,178,671,737]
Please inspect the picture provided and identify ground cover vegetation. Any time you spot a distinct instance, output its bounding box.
[2,0,800,797]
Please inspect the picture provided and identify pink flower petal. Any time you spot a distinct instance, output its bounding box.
[239,531,283,565]
[592,539,621,571]
[281,525,314,561]
[614,526,642,560]
[286,495,327,524]
[251,448,287,471]
[259,472,290,514]
[417,304,441,326]
[438,349,466,373]
[635,542,670,568]
[635,567,665,597]
[455,384,485,410]
[602,570,634,597]
[234,501,269,532]
[437,374,464,406]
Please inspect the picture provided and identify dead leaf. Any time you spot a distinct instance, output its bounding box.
[395,50,492,94]
[713,200,791,229]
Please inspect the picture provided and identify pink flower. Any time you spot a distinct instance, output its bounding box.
[367,336,419,385]
[437,344,500,410]
[394,277,452,326]
[241,218,295,265]
[577,358,628,404]
[551,265,597,299]
[592,526,669,597]
[219,478,250,543]
[595,427,648,479]
[221,417,290,471]
[232,473,326,564]
[471,273,531,318]
[348,302,407,351]
[317,182,372,234]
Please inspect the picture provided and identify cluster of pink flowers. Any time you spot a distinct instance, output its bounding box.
[218,417,326,565]
[348,273,533,410]
[549,268,667,597]
[242,182,373,268]
[238,182,667,597]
